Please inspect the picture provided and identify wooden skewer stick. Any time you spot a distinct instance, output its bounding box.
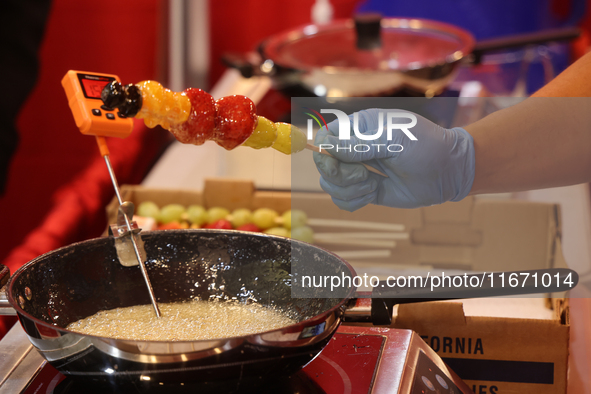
[305,143,388,177]
[314,232,410,240]
[329,250,392,260]
[307,218,405,232]
[314,238,397,248]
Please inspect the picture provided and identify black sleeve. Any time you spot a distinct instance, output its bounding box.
[0,0,52,195]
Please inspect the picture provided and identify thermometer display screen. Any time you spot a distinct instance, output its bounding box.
[77,73,115,100]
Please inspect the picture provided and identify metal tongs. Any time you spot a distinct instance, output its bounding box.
[97,136,162,317]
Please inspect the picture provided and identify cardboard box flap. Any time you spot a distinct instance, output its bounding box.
[395,301,467,328]
[203,178,255,210]
[422,197,475,224]
[412,224,482,246]
[471,199,559,272]
[250,191,291,213]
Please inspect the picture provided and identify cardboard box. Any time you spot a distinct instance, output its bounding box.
[290,187,570,394]
[107,179,570,393]
[390,298,569,394]
[110,180,565,277]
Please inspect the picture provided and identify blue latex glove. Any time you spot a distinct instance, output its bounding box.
[313,109,475,211]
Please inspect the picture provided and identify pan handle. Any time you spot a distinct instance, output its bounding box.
[471,26,581,64]
[355,13,382,50]
[221,52,272,79]
[0,264,8,288]
[0,264,16,316]
[345,268,578,326]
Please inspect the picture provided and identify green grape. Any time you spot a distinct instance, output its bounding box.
[281,210,292,229]
[159,204,186,224]
[230,208,252,228]
[264,227,290,238]
[252,208,278,230]
[137,201,160,219]
[207,207,230,224]
[290,209,308,228]
[291,226,314,243]
[187,205,208,226]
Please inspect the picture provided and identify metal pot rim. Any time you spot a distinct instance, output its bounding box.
[260,17,476,74]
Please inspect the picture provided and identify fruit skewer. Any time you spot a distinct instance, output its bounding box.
[100,80,306,154]
[101,80,387,176]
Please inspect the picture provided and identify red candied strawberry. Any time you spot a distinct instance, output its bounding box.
[204,219,233,229]
[236,223,261,232]
[169,88,215,145]
[213,95,258,150]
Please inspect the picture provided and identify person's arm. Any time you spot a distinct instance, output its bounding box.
[531,50,591,97]
[313,52,591,211]
[466,51,591,195]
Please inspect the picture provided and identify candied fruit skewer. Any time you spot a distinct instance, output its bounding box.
[101,80,307,154]
[122,81,380,173]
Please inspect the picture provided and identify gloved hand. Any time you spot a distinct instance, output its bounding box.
[313,108,475,211]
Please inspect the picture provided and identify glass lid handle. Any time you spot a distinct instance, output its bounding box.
[354,13,382,50]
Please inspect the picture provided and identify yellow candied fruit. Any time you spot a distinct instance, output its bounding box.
[135,80,191,130]
[243,116,278,149]
[272,123,307,155]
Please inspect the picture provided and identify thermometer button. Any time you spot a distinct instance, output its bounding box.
[91,109,102,116]
[106,113,116,120]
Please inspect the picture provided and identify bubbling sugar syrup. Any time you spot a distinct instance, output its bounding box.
[66,300,296,341]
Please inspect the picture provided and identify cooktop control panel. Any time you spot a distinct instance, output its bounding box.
[411,350,462,394]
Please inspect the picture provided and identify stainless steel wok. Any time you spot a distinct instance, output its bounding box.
[0,230,356,389]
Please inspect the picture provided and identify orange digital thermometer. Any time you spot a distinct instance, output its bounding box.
[61,70,133,138]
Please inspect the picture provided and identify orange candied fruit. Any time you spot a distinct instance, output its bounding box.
[135,81,191,130]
